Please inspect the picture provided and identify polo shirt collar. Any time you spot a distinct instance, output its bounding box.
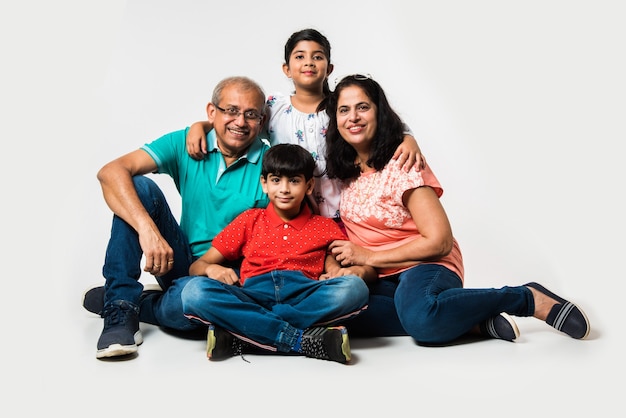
[266,202,312,231]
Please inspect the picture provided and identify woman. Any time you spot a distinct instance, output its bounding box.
[325,74,590,344]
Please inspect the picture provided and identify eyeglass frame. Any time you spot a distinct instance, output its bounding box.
[213,103,264,123]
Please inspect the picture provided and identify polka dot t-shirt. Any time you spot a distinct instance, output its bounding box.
[211,202,347,284]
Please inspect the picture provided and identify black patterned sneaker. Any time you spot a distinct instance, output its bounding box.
[479,312,520,342]
[96,300,142,359]
[82,283,162,316]
[206,325,276,361]
[206,324,246,360]
[299,326,351,364]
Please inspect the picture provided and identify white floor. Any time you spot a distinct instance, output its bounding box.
[35,284,614,418]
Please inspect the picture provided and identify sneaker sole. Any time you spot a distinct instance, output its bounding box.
[305,326,351,363]
[96,330,143,359]
[498,312,520,341]
[333,327,351,363]
[207,326,234,360]
[96,343,138,358]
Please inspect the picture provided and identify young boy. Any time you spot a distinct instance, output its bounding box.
[181,144,373,364]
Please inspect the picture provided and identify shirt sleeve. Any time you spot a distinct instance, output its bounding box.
[211,210,256,260]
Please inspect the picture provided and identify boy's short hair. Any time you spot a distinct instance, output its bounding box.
[262,144,315,180]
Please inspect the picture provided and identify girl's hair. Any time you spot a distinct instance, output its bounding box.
[325,75,405,182]
[284,28,332,104]
[262,143,316,181]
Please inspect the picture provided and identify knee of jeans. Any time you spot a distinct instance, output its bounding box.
[132,176,166,206]
[397,306,440,342]
[353,278,370,304]
[180,277,205,311]
[335,277,369,306]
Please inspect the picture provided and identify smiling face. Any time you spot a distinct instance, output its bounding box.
[336,85,378,154]
[261,173,314,220]
[207,82,266,159]
[282,40,333,92]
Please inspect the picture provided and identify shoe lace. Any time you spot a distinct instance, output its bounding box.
[232,338,251,363]
[103,303,134,326]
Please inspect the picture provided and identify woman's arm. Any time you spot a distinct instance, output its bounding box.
[321,254,378,283]
[329,186,453,269]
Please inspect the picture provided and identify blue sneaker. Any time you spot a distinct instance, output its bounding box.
[96,301,142,359]
[82,283,162,316]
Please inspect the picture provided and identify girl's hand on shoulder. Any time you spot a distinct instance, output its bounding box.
[186,121,209,160]
[393,135,426,172]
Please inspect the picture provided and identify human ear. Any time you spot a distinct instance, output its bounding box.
[282,63,291,78]
[306,178,315,195]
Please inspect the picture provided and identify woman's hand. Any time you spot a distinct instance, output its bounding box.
[328,240,373,267]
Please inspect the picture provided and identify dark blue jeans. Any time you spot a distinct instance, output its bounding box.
[101,176,200,331]
[345,264,535,344]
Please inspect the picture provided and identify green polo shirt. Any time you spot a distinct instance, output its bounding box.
[141,128,270,257]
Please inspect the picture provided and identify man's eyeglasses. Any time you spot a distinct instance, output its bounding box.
[214,104,263,123]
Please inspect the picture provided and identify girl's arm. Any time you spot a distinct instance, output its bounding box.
[186,121,213,160]
[393,134,426,172]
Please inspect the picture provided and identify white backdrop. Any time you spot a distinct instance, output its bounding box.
[2,0,624,415]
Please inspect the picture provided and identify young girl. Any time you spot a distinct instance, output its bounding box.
[185,28,425,221]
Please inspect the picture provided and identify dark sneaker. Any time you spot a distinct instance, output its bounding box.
[207,325,245,360]
[96,301,142,359]
[83,285,105,316]
[206,325,274,361]
[299,326,351,364]
[82,283,162,316]
[207,324,238,360]
[479,312,520,342]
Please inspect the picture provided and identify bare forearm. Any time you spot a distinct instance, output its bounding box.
[367,237,452,269]
[97,163,155,234]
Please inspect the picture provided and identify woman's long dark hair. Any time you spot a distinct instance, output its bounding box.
[325,75,405,182]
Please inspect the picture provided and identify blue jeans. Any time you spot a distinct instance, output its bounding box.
[346,264,535,344]
[101,176,200,331]
[181,271,369,352]
[343,276,407,337]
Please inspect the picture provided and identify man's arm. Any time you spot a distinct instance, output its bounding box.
[97,149,174,275]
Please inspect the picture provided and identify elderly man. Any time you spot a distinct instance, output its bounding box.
[84,76,270,359]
